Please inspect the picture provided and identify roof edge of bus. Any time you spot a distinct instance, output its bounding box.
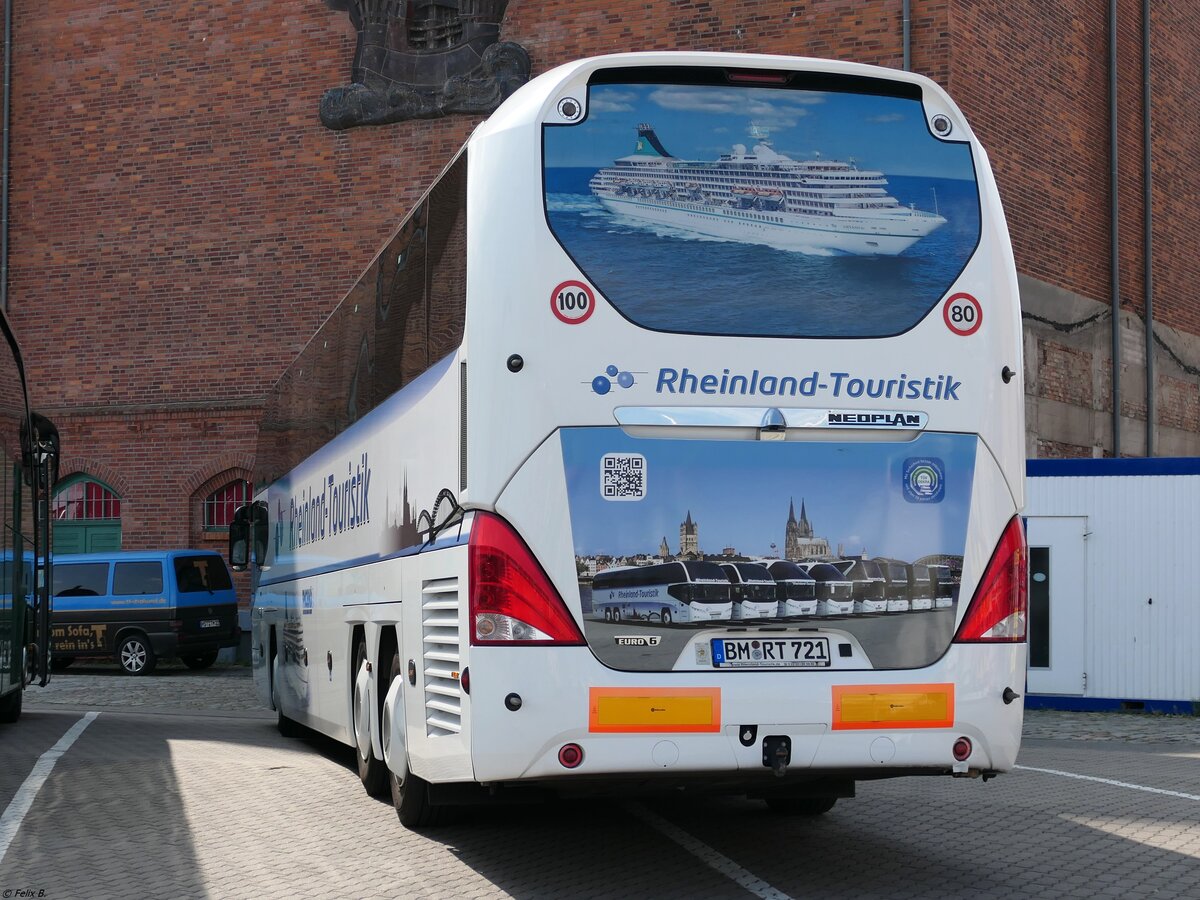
[479,51,967,138]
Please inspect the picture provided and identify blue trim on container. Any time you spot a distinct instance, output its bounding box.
[1025,694,1198,716]
[256,530,469,588]
[1026,457,1200,478]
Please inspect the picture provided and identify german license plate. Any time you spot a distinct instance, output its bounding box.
[711,637,830,668]
[199,619,220,629]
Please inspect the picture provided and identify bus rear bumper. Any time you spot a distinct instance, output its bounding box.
[465,643,1025,785]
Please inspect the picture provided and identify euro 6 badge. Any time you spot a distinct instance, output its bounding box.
[903,457,945,503]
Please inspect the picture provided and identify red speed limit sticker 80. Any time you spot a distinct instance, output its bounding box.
[551,280,595,324]
[943,292,982,336]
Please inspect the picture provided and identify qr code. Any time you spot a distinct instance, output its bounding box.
[601,453,647,501]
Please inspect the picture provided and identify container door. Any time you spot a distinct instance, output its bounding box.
[1025,516,1087,696]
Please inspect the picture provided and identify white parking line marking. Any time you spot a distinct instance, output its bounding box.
[1016,764,1200,802]
[627,802,794,900]
[0,712,100,864]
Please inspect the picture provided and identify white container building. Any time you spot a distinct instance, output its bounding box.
[1023,457,1200,714]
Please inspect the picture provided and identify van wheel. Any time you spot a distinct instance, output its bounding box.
[117,634,157,676]
[354,640,389,797]
[765,796,837,815]
[386,651,444,828]
[182,652,218,670]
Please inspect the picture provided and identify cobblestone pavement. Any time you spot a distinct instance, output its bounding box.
[26,664,1200,743]
[5,669,1199,900]
[26,662,268,715]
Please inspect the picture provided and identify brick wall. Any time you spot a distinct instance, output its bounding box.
[951,1,1200,337]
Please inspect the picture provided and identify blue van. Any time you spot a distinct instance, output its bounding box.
[51,550,239,675]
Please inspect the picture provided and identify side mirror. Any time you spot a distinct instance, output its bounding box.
[21,411,59,489]
[229,504,252,571]
[229,500,268,571]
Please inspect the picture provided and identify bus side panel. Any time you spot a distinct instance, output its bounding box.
[253,351,464,748]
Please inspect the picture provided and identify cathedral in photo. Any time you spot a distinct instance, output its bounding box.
[784,499,830,561]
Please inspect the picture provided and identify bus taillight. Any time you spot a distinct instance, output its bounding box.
[469,512,586,646]
[953,516,1028,643]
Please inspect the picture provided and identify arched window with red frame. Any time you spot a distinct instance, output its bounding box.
[204,480,252,531]
[52,476,123,553]
[53,478,121,521]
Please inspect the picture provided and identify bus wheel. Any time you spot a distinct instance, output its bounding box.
[765,796,837,815]
[354,640,389,797]
[385,650,444,828]
[272,656,305,738]
[117,634,157,676]
[613,609,622,622]
[660,608,673,625]
[181,652,218,670]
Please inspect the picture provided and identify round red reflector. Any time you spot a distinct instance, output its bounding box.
[952,737,973,762]
[558,743,584,769]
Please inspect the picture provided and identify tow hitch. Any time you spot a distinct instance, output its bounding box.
[762,735,791,777]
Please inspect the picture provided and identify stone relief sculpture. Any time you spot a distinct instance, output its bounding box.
[320,0,531,129]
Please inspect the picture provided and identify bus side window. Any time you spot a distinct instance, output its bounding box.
[426,152,467,368]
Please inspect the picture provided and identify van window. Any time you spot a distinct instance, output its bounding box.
[113,562,164,595]
[54,562,109,597]
[174,555,233,593]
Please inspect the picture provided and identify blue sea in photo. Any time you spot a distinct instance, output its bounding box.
[544,167,981,338]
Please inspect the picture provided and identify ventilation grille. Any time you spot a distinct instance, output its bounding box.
[421,577,462,736]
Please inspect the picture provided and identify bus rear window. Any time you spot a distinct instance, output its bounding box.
[544,73,980,338]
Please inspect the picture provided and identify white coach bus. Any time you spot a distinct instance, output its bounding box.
[590,561,733,624]
[232,51,1027,828]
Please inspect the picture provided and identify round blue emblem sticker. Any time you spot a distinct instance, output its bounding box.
[903,457,945,503]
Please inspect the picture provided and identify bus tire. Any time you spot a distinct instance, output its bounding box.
[660,608,672,625]
[354,639,389,797]
[0,686,21,723]
[117,634,157,676]
[272,656,305,738]
[181,652,218,670]
[613,609,621,622]
[765,796,837,815]
[386,650,444,828]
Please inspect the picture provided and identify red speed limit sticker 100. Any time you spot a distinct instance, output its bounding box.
[943,292,982,336]
[551,280,595,324]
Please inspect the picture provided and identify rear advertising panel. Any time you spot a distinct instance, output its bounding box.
[564,429,975,671]
[544,76,980,338]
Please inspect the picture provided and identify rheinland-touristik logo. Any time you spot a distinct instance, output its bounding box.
[654,367,963,401]
[276,452,373,552]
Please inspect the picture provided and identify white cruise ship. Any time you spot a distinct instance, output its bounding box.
[588,124,947,256]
